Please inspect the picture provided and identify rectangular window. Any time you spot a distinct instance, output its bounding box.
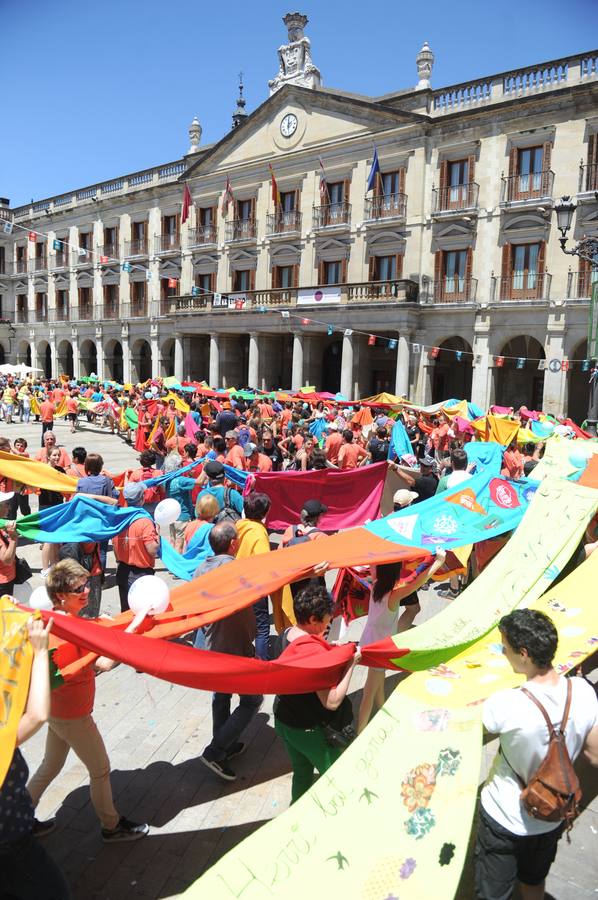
[517,147,543,193]
[233,269,251,291]
[35,292,47,321]
[56,290,68,320]
[132,221,146,240]
[381,171,401,196]
[196,272,214,294]
[444,250,467,293]
[324,260,343,285]
[199,207,213,226]
[237,199,252,221]
[79,232,91,250]
[370,255,398,281]
[328,181,344,205]
[273,265,295,289]
[162,215,177,235]
[104,284,118,317]
[280,191,296,212]
[78,287,92,316]
[104,226,117,245]
[0,246,5,274]
[448,159,469,204]
[512,243,540,291]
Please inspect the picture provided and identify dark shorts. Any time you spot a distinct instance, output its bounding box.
[68,413,77,422]
[400,591,419,607]
[474,806,564,900]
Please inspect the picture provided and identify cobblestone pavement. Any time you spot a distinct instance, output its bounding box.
[7,418,597,899]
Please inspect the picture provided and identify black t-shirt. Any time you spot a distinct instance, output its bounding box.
[259,443,283,471]
[413,473,439,502]
[368,437,390,463]
[0,749,34,846]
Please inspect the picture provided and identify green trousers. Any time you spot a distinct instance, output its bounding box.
[275,718,342,803]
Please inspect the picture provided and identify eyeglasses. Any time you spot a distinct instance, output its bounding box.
[69,581,90,594]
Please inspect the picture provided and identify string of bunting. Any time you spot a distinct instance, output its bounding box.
[277,309,594,370]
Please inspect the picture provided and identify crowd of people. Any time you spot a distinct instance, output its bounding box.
[0,371,597,900]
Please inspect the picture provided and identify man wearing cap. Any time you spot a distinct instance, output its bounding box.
[392,488,419,512]
[366,426,390,464]
[390,455,439,503]
[324,423,343,465]
[196,461,244,519]
[224,430,245,471]
[0,490,17,595]
[113,483,160,612]
[244,443,272,473]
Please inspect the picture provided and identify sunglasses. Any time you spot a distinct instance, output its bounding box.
[69,581,90,594]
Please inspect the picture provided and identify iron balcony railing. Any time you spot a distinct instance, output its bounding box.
[48,306,70,323]
[225,218,257,242]
[125,238,149,257]
[431,183,479,213]
[421,278,478,303]
[492,272,551,301]
[187,225,218,247]
[98,243,119,262]
[265,210,302,235]
[567,270,598,299]
[70,304,94,321]
[312,201,351,229]
[15,259,28,275]
[500,170,554,204]
[154,233,180,253]
[100,301,120,319]
[50,251,70,270]
[363,192,407,221]
[347,279,418,302]
[16,307,29,324]
[120,301,148,318]
[29,256,48,273]
[71,249,94,266]
[578,163,598,193]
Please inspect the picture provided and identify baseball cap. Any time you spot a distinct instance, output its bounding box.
[204,460,225,480]
[393,489,418,507]
[225,430,238,440]
[244,442,258,458]
[123,482,145,504]
[302,498,328,517]
[421,455,435,467]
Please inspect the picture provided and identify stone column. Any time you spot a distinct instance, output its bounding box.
[340,331,354,399]
[395,334,410,397]
[291,332,303,390]
[49,330,57,379]
[95,331,104,381]
[209,333,220,388]
[174,332,184,382]
[121,329,131,384]
[248,332,260,388]
[71,331,80,380]
[151,329,160,379]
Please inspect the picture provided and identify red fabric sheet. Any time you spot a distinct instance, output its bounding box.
[38,609,357,695]
[252,462,387,531]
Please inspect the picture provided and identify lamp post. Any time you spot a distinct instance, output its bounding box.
[553,195,598,435]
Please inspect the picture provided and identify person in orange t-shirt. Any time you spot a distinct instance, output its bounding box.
[337,429,368,470]
[324,424,343,464]
[66,393,79,433]
[27,559,149,843]
[35,431,71,469]
[113,482,160,612]
[39,397,56,443]
[0,490,17,592]
[224,431,245,470]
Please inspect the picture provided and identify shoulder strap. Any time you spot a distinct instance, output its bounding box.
[521,680,571,737]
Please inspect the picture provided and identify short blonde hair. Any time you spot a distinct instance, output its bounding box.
[46,559,88,602]
[196,493,220,522]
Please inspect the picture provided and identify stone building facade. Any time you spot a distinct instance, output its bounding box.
[0,14,597,419]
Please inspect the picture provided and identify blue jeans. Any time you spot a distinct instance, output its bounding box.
[193,627,206,650]
[204,691,263,762]
[253,596,270,660]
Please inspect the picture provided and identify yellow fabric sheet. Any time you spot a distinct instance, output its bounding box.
[0,450,77,493]
[471,415,520,446]
[0,597,33,787]
[165,391,190,414]
[186,691,482,900]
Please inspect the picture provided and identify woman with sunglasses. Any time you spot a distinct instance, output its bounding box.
[27,559,149,843]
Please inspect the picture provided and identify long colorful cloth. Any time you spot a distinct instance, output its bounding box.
[0,598,34,787]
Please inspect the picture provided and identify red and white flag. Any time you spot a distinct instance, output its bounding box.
[318,158,329,203]
[181,184,192,224]
[221,175,234,217]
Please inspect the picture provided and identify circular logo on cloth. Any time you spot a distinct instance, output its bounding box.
[548,359,562,373]
[489,479,521,509]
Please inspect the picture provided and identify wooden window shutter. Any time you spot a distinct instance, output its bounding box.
[368,256,377,281]
[465,248,473,294]
[341,258,348,283]
[399,167,406,194]
[508,146,518,177]
[542,141,552,173]
[500,244,512,300]
[249,269,256,291]
[579,256,590,296]
[343,178,350,202]
[439,159,448,192]
[589,133,598,167]
[175,213,181,237]
[250,197,256,220]
[396,253,403,278]
[537,241,546,274]
[272,266,279,289]
[467,155,475,185]
[292,264,299,287]
[434,250,442,286]
[318,260,325,284]
[212,205,218,226]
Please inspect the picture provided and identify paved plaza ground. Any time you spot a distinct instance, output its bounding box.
[6,418,597,899]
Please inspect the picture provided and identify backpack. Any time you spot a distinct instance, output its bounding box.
[502,680,582,834]
[286,525,324,547]
[214,486,241,524]
[140,469,163,506]
[236,426,251,449]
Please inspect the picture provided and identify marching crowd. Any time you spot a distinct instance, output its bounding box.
[0,372,597,900]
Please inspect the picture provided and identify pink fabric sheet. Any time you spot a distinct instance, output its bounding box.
[251,461,388,531]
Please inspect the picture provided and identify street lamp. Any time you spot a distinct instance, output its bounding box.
[553,194,598,435]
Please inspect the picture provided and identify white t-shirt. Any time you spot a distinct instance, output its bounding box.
[481,676,598,835]
[446,469,472,488]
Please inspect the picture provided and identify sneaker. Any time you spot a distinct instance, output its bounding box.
[33,817,56,837]
[40,568,50,579]
[226,742,246,760]
[199,754,237,782]
[101,816,149,843]
[438,588,459,600]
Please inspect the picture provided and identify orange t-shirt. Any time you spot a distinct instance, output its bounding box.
[325,432,343,464]
[51,660,95,719]
[36,446,72,468]
[40,400,55,423]
[183,520,211,549]
[246,453,273,473]
[0,531,16,584]
[66,396,79,414]
[337,443,367,470]
[225,444,245,470]
[113,517,158,568]
[166,435,189,454]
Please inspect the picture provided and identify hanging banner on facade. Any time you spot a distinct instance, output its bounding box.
[297,286,341,305]
[214,293,247,310]
[588,281,598,359]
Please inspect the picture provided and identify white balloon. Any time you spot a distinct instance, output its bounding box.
[128,575,170,615]
[27,585,54,611]
[154,498,181,527]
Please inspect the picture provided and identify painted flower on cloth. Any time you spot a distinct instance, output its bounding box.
[404,806,436,840]
[436,747,462,777]
[401,763,437,813]
[399,857,417,879]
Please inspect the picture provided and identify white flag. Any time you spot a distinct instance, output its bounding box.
[344,328,353,336]
[78,247,87,257]
[2,221,13,235]
[145,269,152,281]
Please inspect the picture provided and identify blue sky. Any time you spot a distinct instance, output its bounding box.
[3,0,597,206]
